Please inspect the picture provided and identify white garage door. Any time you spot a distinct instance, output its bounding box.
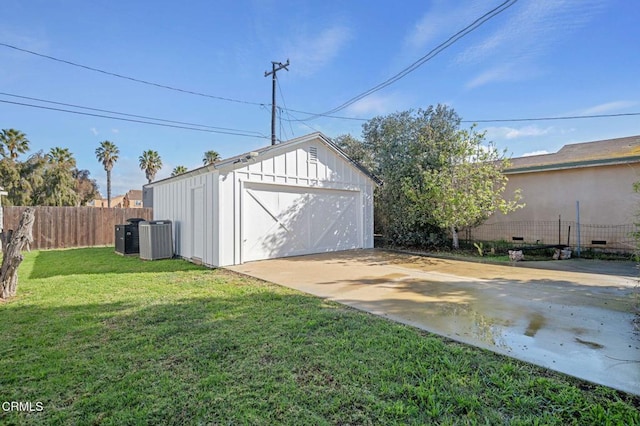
[242,183,361,262]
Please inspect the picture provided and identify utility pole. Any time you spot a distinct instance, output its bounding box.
[264,59,289,145]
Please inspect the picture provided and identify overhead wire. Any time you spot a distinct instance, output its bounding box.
[0,42,265,107]
[293,0,519,121]
[461,112,640,123]
[276,78,296,140]
[281,106,640,125]
[0,92,267,136]
[0,99,269,139]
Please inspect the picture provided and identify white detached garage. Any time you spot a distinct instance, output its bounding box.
[143,132,379,267]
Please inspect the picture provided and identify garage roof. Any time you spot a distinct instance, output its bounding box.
[145,132,382,187]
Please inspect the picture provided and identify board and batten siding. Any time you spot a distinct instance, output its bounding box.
[217,140,374,266]
[150,170,220,267]
[146,134,376,267]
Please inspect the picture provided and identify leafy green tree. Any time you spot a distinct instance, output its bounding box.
[43,147,79,206]
[333,134,375,171]
[95,141,119,208]
[0,150,48,206]
[355,105,522,248]
[139,150,163,183]
[0,157,21,206]
[0,129,32,205]
[0,130,98,206]
[171,165,188,176]
[402,126,523,249]
[18,152,47,206]
[0,128,30,160]
[73,169,99,206]
[203,150,220,165]
[361,106,462,245]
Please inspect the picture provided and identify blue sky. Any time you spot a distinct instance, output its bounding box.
[1,0,639,196]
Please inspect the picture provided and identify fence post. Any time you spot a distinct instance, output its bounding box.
[576,201,581,257]
[0,187,7,234]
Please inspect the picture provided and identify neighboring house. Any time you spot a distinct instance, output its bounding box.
[88,194,125,208]
[144,132,380,267]
[470,135,640,251]
[123,190,143,208]
[88,190,143,208]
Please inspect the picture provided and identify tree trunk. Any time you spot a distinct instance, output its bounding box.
[107,169,112,208]
[451,224,459,250]
[0,207,35,299]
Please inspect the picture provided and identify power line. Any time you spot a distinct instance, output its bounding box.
[282,108,640,124]
[461,112,640,123]
[281,108,323,136]
[0,92,267,136]
[295,0,518,121]
[0,42,265,107]
[277,80,296,140]
[0,99,269,139]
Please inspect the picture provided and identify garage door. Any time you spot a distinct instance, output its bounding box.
[242,183,361,262]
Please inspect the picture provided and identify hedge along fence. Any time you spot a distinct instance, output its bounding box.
[2,206,153,250]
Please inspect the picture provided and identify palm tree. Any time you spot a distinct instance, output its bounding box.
[139,150,163,183]
[203,150,220,166]
[171,165,188,177]
[0,128,30,160]
[47,147,76,167]
[95,141,119,208]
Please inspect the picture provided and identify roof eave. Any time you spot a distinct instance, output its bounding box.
[505,156,640,174]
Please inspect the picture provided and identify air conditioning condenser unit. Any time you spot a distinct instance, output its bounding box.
[139,220,173,260]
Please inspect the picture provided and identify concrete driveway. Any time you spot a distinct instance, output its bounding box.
[228,249,640,396]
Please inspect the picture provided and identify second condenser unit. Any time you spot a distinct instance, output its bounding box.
[139,220,173,260]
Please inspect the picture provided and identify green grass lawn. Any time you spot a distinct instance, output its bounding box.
[1,248,638,425]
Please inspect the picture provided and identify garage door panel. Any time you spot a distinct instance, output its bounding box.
[242,184,361,262]
[243,187,309,262]
[310,194,359,250]
[314,214,359,250]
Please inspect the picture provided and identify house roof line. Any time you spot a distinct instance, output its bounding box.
[505,135,640,173]
[506,155,640,174]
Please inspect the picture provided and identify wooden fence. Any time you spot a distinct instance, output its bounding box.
[2,206,153,250]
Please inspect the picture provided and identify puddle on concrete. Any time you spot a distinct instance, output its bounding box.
[524,313,546,337]
[575,337,605,349]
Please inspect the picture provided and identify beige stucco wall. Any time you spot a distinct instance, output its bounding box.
[488,162,640,226]
[468,162,640,251]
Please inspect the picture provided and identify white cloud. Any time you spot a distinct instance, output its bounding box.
[405,1,494,50]
[287,25,352,76]
[483,125,554,140]
[579,101,638,115]
[90,128,99,136]
[522,150,550,157]
[466,64,516,89]
[457,0,607,87]
[345,93,405,116]
[111,128,119,134]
